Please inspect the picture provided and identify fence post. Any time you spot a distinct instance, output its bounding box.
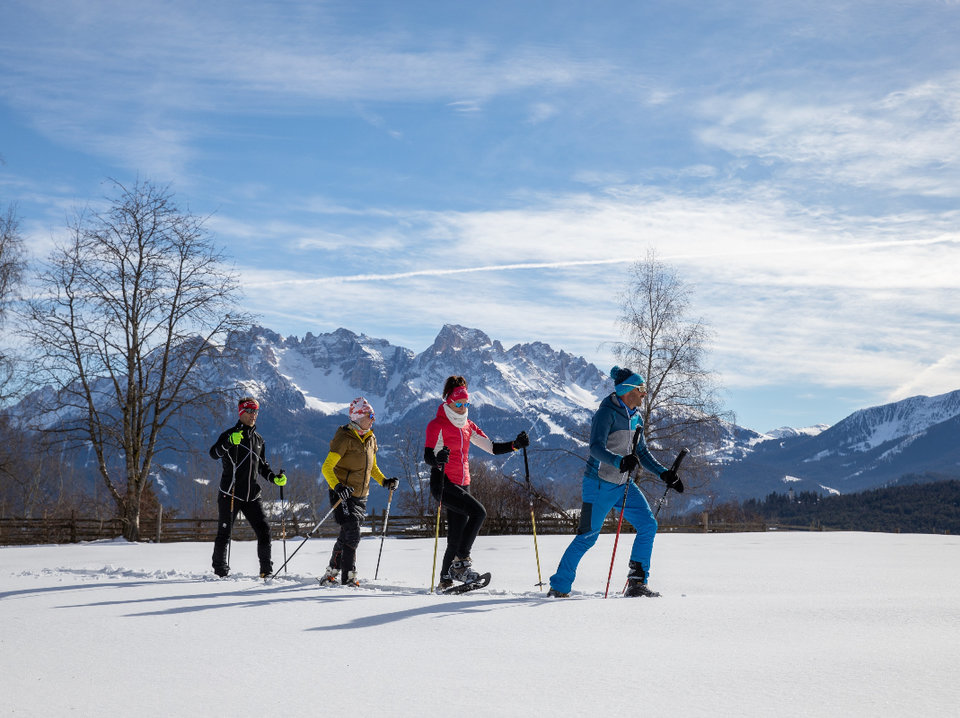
[156,505,163,543]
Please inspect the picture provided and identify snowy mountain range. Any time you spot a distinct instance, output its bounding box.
[211,324,960,506]
[172,324,612,510]
[14,323,960,511]
[712,389,960,500]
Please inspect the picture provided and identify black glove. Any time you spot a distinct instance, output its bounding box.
[619,454,640,473]
[383,477,400,491]
[435,446,450,465]
[334,483,354,502]
[512,431,530,450]
[660,469,684,493]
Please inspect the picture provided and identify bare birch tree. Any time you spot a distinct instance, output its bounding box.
[0,202,25,402]
[616,250,730,495]
[19,179,249,540]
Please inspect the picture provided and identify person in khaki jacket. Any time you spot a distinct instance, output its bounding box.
[319,397,398,587]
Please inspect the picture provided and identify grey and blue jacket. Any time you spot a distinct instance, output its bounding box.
[585,393,668,484]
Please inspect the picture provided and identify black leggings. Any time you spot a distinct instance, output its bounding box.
[431,472,486,577]
[212,493,272,572]
[327,490,367,581]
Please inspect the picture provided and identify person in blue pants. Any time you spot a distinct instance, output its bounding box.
[548,366,683,598]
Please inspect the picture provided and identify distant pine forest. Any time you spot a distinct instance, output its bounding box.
[731,475,960,534]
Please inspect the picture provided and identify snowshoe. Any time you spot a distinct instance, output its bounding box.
[440,572,491,595]
[318,566,339,587]
[546,588,569,598]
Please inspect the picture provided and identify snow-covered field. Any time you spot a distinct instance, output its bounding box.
[3,532,958,717]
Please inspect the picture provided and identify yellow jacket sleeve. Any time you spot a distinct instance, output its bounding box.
[371,457,387,486]
[321,451,342,489]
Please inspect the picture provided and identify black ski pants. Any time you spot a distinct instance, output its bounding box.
[431,472,486,578]
[212,493,272,573]
[327,491,368,582]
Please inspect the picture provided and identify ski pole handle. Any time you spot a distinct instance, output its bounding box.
[670,448,690,473]
[653,449,689,519]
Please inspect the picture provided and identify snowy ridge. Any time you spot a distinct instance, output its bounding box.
[829,390,960,454]
[763,424,829,440]
[236,323,606,430]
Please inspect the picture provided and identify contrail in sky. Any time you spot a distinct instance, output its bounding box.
[249,235,957,287]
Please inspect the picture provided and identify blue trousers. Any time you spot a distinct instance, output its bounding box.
[549,478,657,594]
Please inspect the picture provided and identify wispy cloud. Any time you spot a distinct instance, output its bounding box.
[217,182,960,406]
[0,3,613,179]
[5,0,960,430]
[697,72,960,196]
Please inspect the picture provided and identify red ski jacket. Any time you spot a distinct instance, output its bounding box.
[423,404,496,486]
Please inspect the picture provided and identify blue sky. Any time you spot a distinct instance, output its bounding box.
[2,0,959,432]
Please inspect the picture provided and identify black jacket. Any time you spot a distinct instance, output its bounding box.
[209,421,277,502]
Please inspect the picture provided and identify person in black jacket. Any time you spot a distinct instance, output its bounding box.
[209,396,287,578]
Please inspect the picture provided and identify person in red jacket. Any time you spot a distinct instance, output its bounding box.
[423,375,529,591]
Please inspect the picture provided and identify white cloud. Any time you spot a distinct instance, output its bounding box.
[697,72,960,195]
[212,183,960,402]
[888,352,960,402]
[0,4,613,179]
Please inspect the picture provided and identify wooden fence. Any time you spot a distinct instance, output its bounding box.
[0,511,817,545]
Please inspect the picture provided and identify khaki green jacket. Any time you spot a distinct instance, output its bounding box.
[321,425,386,498]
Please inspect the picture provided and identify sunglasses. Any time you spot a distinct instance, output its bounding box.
[240,407,259,414]
[453,401,470,408]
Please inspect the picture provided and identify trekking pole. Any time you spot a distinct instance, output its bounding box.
[225,488,236,571]
[604,426,643,598]
[272,497,342,575]
[522,446,545,589]
[374,487,395,580]
[278,479,288,574]
[620,447,691,594]
[429,453,447,593]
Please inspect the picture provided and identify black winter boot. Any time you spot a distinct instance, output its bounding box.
[625,560,660,597]
[449,556,480,583]
[319,565,339,586]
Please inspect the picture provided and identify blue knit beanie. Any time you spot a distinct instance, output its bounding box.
[611,366,645,395]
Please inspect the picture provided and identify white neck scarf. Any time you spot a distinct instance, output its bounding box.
[443,403,468,428]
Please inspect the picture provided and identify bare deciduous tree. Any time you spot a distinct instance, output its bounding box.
[394,425,433,517]
[616,250,730,494]
[19,179,249,540]
[0,202,25,403]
